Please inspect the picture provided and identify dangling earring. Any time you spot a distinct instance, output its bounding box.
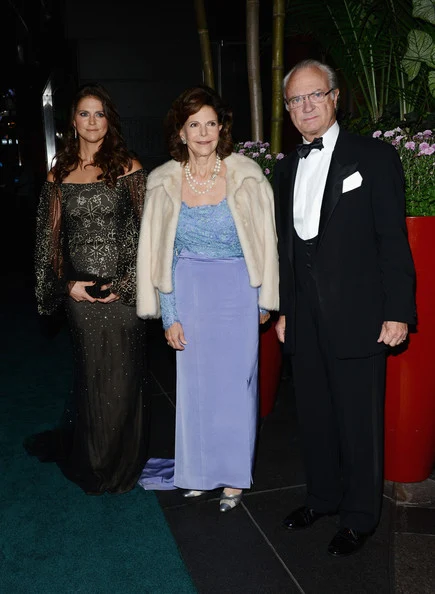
[74,127,77,140]
[181,136,186,145]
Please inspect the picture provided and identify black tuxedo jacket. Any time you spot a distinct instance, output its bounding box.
[274,128,416,358]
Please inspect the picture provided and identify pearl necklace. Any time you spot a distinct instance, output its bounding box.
[184,156,221,195]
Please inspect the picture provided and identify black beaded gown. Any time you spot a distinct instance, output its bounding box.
[27,169,149,494]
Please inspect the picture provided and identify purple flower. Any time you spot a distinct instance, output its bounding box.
[276,153,284,160]
[404,141,416,150]
[372,131,382,138]
[419,142,430,151]
[238,149,245,154]
[384,130,395,138]
[265,154,272,159]
[252,152,259,158]
[264,168,270,175]
[260,147,266,153]
[423,130,433,137]
[391,135,404,146]
[244,141,254,148]
[420,146,435,156]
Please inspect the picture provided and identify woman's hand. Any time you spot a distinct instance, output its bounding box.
[165,322,187,350]
[68,281,98,303]
[260,312,270,324]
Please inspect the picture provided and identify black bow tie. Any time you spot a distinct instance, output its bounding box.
[296,137,324,158]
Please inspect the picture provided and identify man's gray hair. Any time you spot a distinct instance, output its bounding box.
[282,59,339,98]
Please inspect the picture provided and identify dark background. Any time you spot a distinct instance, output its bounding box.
[0,0,318,282]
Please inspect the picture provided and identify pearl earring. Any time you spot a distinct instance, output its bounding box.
[181,137,186,144]
[74,128,77,140]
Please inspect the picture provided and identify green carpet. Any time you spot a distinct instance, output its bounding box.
[0,301,195,594]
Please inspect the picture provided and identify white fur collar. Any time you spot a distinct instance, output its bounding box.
[146,152,266,202]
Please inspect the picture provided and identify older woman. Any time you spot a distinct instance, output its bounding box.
[137,85,278,511]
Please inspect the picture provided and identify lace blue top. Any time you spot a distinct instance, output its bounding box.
[159,198,254,329]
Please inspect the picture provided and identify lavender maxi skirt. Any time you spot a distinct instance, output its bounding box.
[174,250,259,490]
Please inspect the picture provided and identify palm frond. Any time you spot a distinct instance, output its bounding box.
[284,0,432,120]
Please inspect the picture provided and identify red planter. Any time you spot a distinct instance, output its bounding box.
[259,320,282,417]
[385,217,435,482]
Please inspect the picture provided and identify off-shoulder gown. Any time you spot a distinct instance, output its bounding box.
[26,170,149,494]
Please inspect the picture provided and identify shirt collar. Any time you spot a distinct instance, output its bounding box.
[302,121,339,150]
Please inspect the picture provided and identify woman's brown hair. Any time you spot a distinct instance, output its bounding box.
[52,83,132,187]
[165,85,233,163]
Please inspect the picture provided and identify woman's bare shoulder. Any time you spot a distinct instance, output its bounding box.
[120,159,143,177]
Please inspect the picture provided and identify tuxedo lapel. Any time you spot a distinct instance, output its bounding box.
[285,152,299,261]
[317,133,359,249]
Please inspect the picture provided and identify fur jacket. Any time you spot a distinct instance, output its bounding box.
[136,152,279,318]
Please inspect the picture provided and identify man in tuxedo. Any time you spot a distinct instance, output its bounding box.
[274,59,416,557]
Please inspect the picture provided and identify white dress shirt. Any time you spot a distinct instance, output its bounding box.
[293,121,340,240]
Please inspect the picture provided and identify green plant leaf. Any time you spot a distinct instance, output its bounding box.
[404,29,435,74]
[402,55,422,81]
[412,0,435,25]
[428,70,435,97]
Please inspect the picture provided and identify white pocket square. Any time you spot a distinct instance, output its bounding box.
[342,171,363,193]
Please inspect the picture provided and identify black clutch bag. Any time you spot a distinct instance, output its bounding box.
[85,277,112,299]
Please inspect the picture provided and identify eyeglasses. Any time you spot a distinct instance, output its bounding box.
[285,89,334,110]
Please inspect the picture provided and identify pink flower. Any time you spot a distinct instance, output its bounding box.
[384,130,395,138]
[238,149,245,154]
[244,141,254,148]
[264,168,270,175]
[419,142,430,151]
[405,141,416,150]
[276,153,284,160]
[420,146,435,156]
[260,147,266,153]
[391,135,404,146]
[372,131,382,138]
[252,152,259,158]
[423,130,433,137]
[265,154,272,159]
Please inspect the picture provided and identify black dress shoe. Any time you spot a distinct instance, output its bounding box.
[283,506,327,531]
[328,527,369,557]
